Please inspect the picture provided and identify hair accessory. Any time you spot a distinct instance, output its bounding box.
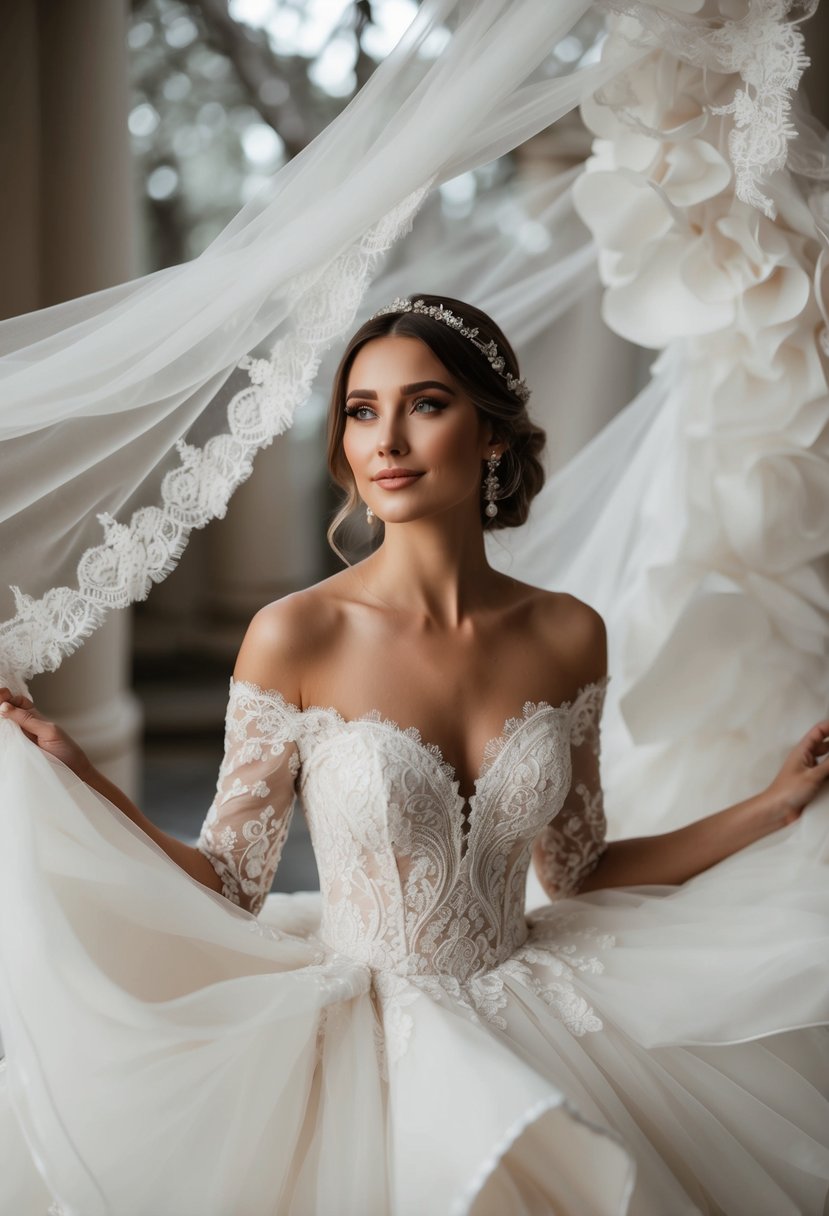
[484,450,501,518]
[371,298,531,403]
[365,504,375,524]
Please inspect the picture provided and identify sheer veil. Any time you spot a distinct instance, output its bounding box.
[1,0,828,855]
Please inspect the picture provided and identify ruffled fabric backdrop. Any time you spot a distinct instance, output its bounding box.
[507,3,829,849]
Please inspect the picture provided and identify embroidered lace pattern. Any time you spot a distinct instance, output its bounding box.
[196,681,300,917]
[297,689,576,982]
[198,675,613,1066]
[0,185,430,685]
[704,0,812,217]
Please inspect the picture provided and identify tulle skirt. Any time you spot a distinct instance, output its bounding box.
[1,722,827,1216]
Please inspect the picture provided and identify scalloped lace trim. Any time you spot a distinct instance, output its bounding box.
[0,185,431,684]
[480,674,610,776]
[347,708,460,786]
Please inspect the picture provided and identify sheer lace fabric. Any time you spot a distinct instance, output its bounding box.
[198,676,611,983]
[196,684,301,916]
[533,679,609,898]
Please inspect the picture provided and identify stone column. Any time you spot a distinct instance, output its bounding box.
[1,0,142,794]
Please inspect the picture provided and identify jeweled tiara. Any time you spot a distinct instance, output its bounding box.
[370,298,531,403]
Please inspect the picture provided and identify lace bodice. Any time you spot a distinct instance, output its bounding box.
[197,676,610,984]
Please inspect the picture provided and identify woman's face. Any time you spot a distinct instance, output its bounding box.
[342,335,500,527]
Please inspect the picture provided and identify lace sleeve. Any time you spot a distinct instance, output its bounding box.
[196,678,300,916]
[532,676,610,900]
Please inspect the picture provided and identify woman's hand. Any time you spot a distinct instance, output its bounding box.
[0,687,94,782]
[764,718,829,826]
[0,689,222,893]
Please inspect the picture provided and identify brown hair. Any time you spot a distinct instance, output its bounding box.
[326,293,546,563]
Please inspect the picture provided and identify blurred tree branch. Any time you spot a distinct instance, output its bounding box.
[127,0,425,266]
[186,0,312,157]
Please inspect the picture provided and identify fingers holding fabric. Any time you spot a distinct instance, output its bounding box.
[765,719,829,825]
[0,694,93,780]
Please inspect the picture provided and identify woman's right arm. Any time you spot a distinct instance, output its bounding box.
[0,685,225,894]
[0,600,309,905]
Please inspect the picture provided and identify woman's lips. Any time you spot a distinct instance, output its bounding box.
[373,472,424,490]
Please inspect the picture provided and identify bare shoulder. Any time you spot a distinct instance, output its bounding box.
[233,576,348,704]
[520,585,608,691]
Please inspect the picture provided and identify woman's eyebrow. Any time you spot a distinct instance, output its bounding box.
[345,380,455,401]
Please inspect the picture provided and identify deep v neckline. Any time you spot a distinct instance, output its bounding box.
[339,700,568,808]
[230,676,609,849]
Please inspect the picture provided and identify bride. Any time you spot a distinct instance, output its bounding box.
[1,295,827,1216]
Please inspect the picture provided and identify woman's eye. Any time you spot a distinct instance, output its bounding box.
[344,397,446,420]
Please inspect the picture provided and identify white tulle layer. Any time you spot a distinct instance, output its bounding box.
[1,723,827,1216]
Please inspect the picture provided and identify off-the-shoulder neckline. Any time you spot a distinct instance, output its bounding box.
[227,674,611,808]
[228,673,610,725]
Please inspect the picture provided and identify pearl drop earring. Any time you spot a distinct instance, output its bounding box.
[484,450,501,518]
[366,504,375,524]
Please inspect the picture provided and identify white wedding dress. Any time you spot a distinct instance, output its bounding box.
[0,673,827,1215]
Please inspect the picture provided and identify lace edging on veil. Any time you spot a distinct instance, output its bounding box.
[0,185,430,685]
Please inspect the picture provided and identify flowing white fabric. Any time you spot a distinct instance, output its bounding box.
[1,677,827,1213]
[0,0,647,686]
[2,0,825,689]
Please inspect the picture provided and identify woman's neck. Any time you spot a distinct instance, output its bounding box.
[358,515,498,629]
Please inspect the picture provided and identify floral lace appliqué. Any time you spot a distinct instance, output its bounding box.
[535,678,610,900]
[197,681,301,916]
[388,915,613,1045]
[372,972,421,1080]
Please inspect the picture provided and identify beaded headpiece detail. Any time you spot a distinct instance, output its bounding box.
[370,297,531,403]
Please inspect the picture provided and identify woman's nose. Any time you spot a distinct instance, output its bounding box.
[377,439,405,456]
[376,420,408,457]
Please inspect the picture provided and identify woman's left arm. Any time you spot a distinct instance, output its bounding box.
[533,602,829,898]
[579,716,829,893]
